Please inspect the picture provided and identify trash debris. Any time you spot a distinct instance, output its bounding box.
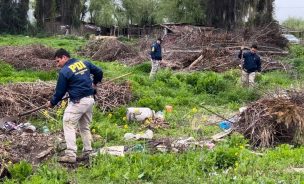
[211,129,233,141]
[42,126,50,135]
[155,111,164,120]
[128,144,145,152]
[218,121,231,130]
[149,137,216,153]
[124,129,154,141]
[99,146,125,157]
[126,107,155,122]
[165,105,173,113]
[18,122,36,133]
[142,117,170,129]
[36,147,53,159]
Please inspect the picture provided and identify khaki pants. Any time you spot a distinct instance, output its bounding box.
[63,96,95,157]
[241,70,256,87]
[149,59,160,79]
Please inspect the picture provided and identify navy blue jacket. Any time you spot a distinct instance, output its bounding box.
[50,58,103,106]
[238,50,261,73]
[151,42,162,60]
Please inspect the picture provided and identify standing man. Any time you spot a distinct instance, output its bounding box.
[47,48,103,163]
[149,38,162,79]
[238,44,261,87]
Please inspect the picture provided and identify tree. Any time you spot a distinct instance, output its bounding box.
[59,0,82,27]
[122,0,158,26]
[89,0,116,27]
[157,0,205,25]
[0,0,29,33]
[205,0,274,29]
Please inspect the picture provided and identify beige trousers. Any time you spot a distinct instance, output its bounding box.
[63,96,95,157]
[149,59,160,79]
[241,70,256,87]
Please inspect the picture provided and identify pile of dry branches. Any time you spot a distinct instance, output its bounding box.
[235,90,304,147]
[0,44,56,71]
[78,37,148,65]
[0,81,132,118]
[161,23,289,72]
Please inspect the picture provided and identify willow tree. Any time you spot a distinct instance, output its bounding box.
[122,0,158,26]
[158,0,206,25]
[205,0,274,29]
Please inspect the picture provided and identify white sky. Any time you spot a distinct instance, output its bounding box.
[275,0,304,22]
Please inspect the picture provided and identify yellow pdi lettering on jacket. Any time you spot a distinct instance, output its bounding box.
[69,61,86,72]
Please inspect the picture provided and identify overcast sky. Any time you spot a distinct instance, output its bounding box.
[275,0,304,22]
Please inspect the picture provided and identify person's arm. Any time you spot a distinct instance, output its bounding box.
[238,47,244,59]
[256,56,262,72]
[50,72,68,106]
[85,61,103,85]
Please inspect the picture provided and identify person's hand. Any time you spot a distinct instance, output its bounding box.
[46,101,53,108]
[92,83,97,95]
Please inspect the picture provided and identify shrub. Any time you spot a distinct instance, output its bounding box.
[9,160,32,181]
[132,62,151,73]
[195,72,227,94]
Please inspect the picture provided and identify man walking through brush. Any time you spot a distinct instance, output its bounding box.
[238,44,261,87]
[149,38,162,79]
[47,48,103,163]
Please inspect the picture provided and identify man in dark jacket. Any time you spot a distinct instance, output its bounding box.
[47,48,103,163]
[238,44,261,87]
[149,38,162,79]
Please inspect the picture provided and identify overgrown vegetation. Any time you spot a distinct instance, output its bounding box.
[1,36,304,183]
[283,17,304,32]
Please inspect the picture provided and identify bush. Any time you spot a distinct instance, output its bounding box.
[132,62,151,73]
[195,72,227,94]
[9,160,32,181]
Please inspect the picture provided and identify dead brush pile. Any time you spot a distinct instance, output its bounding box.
[0,81,132,118]
[0,44,56,71]
[235,90,304,147]
[160,23,289,72]
[78,37,148,65]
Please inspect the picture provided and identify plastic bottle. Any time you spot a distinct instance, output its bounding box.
[42,126,50,134]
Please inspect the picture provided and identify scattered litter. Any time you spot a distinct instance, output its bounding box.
[142,117,170,129]
[149,137,216,153]
[0,121,37,133]
[165,105,173,113]
[155,111,164,120]
[42,126,50,135]
[126,107,155,122]
[124,129,154,141]
[212,129,233,141]
[36,147,53,159]
[218,121,231,130]
[128,144,145,152]
[99,146,125,157]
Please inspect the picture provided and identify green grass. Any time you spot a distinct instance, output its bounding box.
[1,36,304,183]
